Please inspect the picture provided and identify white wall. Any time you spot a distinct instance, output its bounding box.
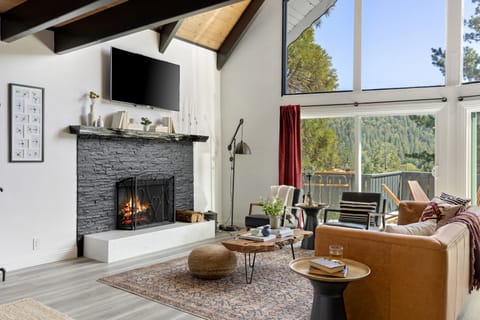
[220,1,283,227]
[0,30,221,271]
[220,0,480,228]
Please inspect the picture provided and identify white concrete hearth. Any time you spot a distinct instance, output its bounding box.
[84,221,215,263]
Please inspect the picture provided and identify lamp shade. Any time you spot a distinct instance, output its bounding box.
[234,141,251,155]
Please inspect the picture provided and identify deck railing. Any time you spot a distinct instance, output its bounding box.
[303,171,434,212]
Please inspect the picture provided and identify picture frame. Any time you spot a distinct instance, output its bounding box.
[9,83,44,162]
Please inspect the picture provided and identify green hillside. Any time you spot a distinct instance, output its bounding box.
[301,115,435,174]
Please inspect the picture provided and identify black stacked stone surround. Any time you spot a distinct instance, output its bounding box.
[69,126,208,256]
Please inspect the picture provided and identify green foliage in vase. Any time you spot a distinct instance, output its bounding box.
[260,197,284,216]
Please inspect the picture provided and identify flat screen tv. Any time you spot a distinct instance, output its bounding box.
[110,47,180,111]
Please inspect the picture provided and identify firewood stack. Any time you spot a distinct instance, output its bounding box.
[176,210,204,222]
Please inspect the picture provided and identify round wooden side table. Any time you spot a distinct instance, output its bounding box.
[289,257,370,320]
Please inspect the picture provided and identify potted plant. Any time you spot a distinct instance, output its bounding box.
[141,117,152,131]
[260,197,284,229]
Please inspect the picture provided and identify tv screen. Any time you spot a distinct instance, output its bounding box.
[110,47,180,111]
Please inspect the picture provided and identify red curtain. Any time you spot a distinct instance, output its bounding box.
[279,105,302,188]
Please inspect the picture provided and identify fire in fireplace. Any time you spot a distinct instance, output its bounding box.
[116,175,175,230]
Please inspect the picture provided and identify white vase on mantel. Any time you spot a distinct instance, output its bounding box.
[88,103,96,127]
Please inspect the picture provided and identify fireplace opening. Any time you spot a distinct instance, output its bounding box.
[116,175,175,230]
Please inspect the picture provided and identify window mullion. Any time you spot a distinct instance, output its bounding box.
[353,0,362,92]
[446,0,463,85]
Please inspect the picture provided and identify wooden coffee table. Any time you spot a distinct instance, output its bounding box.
[222,229,312,284]
[289,257,370,320]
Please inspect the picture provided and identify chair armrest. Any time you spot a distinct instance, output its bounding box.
[249,202,262,215]
[398,201,428,225]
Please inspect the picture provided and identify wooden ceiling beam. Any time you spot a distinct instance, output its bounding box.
[1,0,119,42]
[158,20,183,54]
[216,0,264,70]
[54,0,242,54]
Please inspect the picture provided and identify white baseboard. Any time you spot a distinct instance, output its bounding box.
[3,246,78,272]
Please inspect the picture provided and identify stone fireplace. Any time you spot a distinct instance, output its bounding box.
[70,126,208,256]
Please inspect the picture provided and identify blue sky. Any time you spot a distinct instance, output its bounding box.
[313,0,448,90]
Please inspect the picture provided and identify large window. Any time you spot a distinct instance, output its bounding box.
[285,0,353,93]
[463,1,480,82]
[284,0,446,93]
[362,0,445,89]
[301,114,435,209]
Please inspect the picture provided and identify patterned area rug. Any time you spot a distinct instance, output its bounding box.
[99,247,314,320]
[0,298,73,320]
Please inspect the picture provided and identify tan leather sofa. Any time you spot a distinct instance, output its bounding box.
[314,201,470,320]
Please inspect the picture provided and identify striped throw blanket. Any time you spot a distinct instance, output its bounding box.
[445,210,480,292]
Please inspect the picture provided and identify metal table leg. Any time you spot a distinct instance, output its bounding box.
[244,252,257,284]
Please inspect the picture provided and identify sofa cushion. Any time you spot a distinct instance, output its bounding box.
[385,220,437,236]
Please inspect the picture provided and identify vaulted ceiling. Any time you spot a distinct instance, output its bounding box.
[0,0,264,69]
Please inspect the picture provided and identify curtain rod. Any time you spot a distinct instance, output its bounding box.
[300,97,447,108]
[458,94,480,101]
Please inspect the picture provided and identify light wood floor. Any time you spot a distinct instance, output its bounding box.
[0,230,479,320]
[0,231,235,320]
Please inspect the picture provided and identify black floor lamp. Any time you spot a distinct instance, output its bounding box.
[224,118,251,232]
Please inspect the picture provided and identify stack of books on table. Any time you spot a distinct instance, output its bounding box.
[270,227,294,238]
[239,233,276,242]
[308,257,348,278]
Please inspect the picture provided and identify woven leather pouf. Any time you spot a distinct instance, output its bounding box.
[188,244,237,279]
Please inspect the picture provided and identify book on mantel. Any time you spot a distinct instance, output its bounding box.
[239,233,277,242]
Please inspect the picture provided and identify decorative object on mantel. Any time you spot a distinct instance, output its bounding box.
[140,117,152,131]
[88,91,100,126]
[126,118,142,130]
[95,115,104,127]
[111,111,123,128]
[9,83,44,162]
[68,125,209,143]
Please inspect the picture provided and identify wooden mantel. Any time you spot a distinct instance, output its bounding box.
[69,126,208,142]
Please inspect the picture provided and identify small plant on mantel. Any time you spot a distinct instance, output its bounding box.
[141,117,152,132]
[140,117,152,126]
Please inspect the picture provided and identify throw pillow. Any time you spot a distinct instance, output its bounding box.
[385,220,437,236]
[419,197,462,223]
[439,192,471,207]
[338,200,377,224]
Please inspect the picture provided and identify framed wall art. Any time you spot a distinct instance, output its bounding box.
[9,83,44,162]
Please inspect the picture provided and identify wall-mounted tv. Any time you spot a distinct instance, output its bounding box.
[110,47,180,111]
